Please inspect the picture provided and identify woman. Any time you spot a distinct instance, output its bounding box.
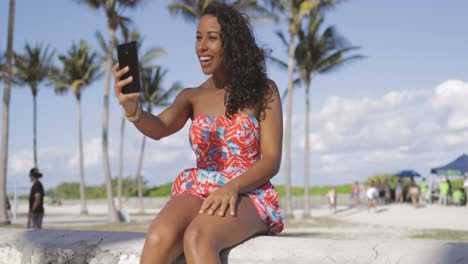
[112,2,284,263]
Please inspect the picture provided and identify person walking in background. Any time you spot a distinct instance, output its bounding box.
[407,182,420,209]
[395,179,404,203]
[351,181,360,208]
[383,180,391,204]
[439,178,449,206]
[366,183,379,213]
[28,168,45,229]
[3,195,11,224]
[326,187,337,213]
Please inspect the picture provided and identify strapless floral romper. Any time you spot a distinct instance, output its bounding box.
[171,113,284,234]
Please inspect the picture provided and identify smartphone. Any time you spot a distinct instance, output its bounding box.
[117,41,141,94]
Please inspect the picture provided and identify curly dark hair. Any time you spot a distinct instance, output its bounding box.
[202,2,270,118]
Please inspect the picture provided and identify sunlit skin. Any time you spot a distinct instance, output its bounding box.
[112,13,283,264]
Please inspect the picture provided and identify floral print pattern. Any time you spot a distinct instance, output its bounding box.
[171,113,284,234]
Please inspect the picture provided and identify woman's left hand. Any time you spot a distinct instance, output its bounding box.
[199,185,239,217]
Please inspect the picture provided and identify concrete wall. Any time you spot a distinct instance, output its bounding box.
[1,228,467,264]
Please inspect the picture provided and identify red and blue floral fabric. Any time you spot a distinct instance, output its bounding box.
[171,113,284,234]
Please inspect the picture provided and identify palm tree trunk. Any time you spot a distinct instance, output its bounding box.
[0,0,15,225]
[33,93,37,168]
[118,115,125,210]
[102,26,119,222]
[283,27,296,218]
[135,105,150,214]
[76,96,88,215]
[303,79,311,218]
[136,135,146,214]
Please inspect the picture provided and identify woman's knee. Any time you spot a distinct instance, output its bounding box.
[146,225,180,248]
[183,224,218,253]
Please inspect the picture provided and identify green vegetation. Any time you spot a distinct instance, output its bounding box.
[411,229,468,242]
[48,177,140,199]
[145,183,173,197]
[47,179,174,199]
[45,181,355,199]
[275,184,352,196]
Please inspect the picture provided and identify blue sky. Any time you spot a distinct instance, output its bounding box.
[1,0,468,194]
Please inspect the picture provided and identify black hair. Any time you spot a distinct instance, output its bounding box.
[202,2,271,118]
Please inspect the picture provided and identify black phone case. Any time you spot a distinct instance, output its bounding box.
[117,41,141,94]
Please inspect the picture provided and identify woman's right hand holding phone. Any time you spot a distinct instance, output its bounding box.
[112,63,140,116]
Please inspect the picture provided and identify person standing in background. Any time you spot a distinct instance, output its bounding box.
[395,179,403,203]
[366,183,379,213]
[351,182,360,208]
[420,178,428,205]
[407,182,420,209]
[439,178,449,206]
[28,168,44,229]
[388,179,396,202]
[326,187,337,213]
[463,174,468,206]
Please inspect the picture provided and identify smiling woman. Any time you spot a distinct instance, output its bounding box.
[112,2,284,264]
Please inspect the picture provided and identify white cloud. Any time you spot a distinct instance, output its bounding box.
[10,150,34,176]
[68,137,102,168]
[285,79,468,186]
[432,80,468,130]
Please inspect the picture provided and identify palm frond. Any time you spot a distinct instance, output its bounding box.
[318,53,365,74]
[140,47,166,68]
[167,3,198,22]
[268,56,288,71]
[53,40,102,96]
[280,77,302,103]
[275,30,289,50]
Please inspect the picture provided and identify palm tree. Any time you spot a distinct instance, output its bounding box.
[75,0,143,222]
[167,0,274,22]
[295,12,363,217]
[264,0,340,218]
[14,43,55,169]
[136,67,181,213]
[0,0,15,225]
[96,29,166,210]
[53,41,103,216]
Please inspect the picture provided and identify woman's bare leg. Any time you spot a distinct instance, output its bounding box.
[183,196,269,264]
[140,194,203,264]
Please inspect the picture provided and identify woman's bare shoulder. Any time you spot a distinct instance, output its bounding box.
[266,79,280,94]
[175,87,200,102]
[178,82,207,97]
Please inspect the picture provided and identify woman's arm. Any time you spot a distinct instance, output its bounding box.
[199,80,283,216]
[133,88,193,140]
[112,63,192,140]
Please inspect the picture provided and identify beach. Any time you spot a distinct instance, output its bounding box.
[5,199,468,242]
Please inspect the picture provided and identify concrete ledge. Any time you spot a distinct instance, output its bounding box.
[1,228,467,264]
